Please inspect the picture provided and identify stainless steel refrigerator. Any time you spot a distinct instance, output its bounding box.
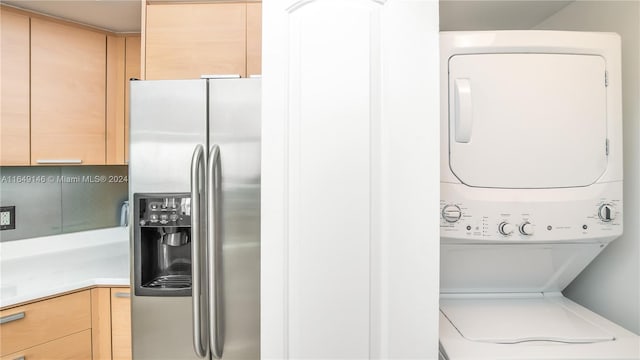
[129,78,260,360]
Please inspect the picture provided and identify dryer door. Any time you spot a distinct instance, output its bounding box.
[448,53,607,189]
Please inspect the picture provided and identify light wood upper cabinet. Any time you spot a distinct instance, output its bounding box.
[105,34,140,165]
[107,36,126,165]
[31,18,106,165]
[125,36,141,163]
[0,10,30,165]
[145,3,247,79]
[247,3,262,76]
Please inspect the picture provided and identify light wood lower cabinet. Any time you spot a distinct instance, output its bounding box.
[91,288,114,360]
[1,329,92,360]
[0,287,131,360]
[90,287,132,360]
[111,289,132,360]
[0,290,91,357]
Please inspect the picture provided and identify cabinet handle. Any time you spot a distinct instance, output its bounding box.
[200,74,241,79]
[36,159,82,164]
[14,356,25,360]
[0,312,25,325]
[114,292,130,298]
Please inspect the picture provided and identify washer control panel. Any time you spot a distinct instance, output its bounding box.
[440,184,623,242]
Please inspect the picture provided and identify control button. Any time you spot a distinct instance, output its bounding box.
[519,222,534,236]
[150,203,158,210]
[169,214,179,221]
[498,222,515,236]
[149,214,159,222]
[442,205,462,223]
[598,203,614,222]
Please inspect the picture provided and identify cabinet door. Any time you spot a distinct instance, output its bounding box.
[125,35,141,163]
[0,290,91,356]
[31,18,106,165]
[246,3,262,77]
[145,3,246,79]
[0,10,30,165]
[111,288,132,360]
[105,35,140,165]
[1,329,91,360]
[106,36,126,165]
[91,287,113,360]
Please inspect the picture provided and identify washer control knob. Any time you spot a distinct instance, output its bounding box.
[442,205,462,223]
[519,222,534,236]
[598,203,614,222]
[498,222,515,236]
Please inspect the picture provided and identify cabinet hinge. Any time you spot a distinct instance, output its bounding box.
[605,71,609,87]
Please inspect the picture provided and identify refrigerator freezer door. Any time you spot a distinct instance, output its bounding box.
[130,79,207,360]
[208,79,261,359]
[129,79,208,195]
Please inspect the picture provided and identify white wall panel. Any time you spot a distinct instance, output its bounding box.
[288,2,374,357]
[262,0,440,358]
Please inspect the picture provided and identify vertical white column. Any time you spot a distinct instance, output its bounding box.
[262,1,440,358]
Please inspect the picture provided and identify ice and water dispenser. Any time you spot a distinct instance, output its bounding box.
[134,193,193,296]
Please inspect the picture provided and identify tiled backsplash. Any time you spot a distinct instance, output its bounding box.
[0,166,128,242]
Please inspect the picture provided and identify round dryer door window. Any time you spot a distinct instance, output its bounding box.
[448,53,608,189]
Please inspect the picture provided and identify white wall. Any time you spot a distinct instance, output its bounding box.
[535,1,640,334]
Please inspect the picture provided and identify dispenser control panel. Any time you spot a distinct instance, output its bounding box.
[138,195,191,227]
[440,182,623,243]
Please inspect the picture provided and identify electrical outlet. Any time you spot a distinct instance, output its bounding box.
[0,206,15,230]
[0,212,9,225]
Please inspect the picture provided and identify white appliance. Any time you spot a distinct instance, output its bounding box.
[439,31,639,360]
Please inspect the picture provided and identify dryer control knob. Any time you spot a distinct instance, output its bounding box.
[498,222,515,235]
[442,205,462,223]
[519,222,534,236]
[598,204,614,222]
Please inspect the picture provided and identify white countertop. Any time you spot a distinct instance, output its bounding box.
[0,227,130,308]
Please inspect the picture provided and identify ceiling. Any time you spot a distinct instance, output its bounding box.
[2,0,142,33]
[1,0,573,34]
[440,0,573,31]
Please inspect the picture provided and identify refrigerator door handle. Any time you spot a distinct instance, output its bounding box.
[207,144,224,359]
[191,144,209,358]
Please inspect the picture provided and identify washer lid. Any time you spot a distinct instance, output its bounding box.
[448,53,608,189]
[440,297,615,344]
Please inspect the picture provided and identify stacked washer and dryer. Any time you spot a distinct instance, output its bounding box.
[439,31,640,359]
